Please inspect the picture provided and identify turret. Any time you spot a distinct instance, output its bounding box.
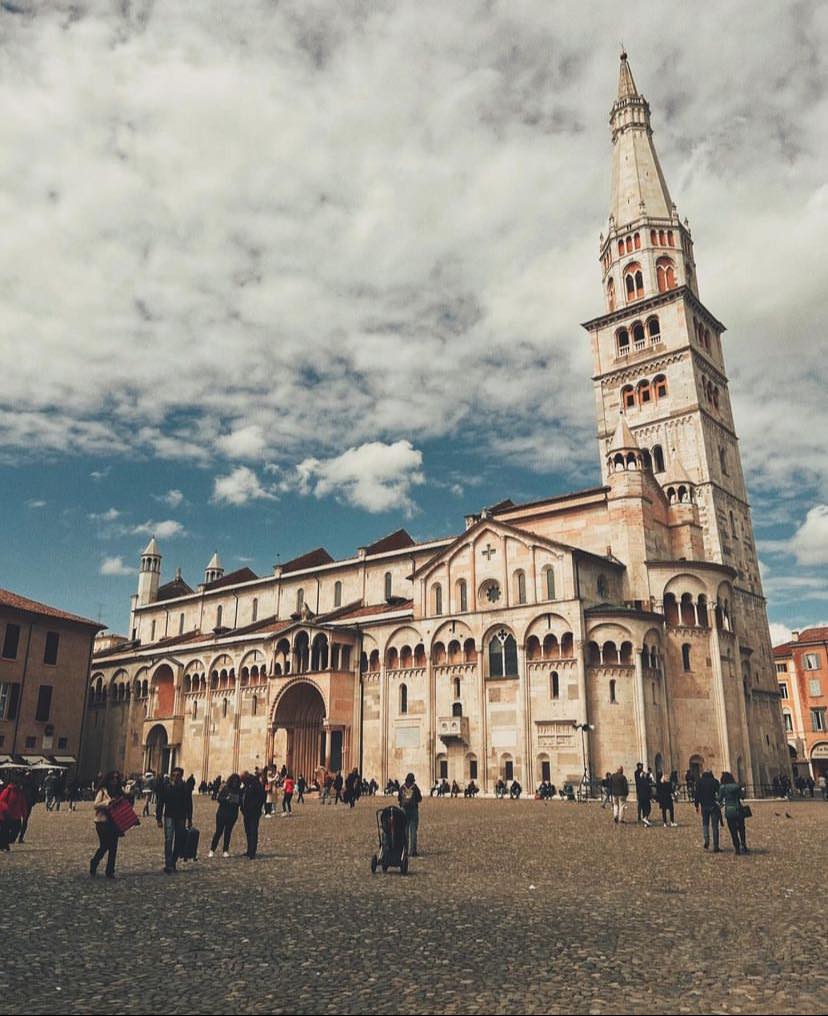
[204,551,224,586]
[662,452,705,558]
[137,536,162,606]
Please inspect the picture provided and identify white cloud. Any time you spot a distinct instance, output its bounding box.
[215,425,267,460]
[790,505,828,566]
[100,555,135,577]
[294,440,424,514]
[211,465,276,506]
[25,498,46,509]
[155,489,185,509]
[89,507,121,523]
[768,622,792,647]
[131,519,186,539]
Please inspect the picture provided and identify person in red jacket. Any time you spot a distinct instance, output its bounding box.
[0,776,30,851]
[281,774,295,816]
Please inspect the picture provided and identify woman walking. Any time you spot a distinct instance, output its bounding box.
[718,771,748,855]
[656,773,677,827]
[0,776,29,851]
[209,773,241,857]
[281,773,294,816]
[90,771,124,878]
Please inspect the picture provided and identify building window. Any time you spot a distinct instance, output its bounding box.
[504,760,514,782]
[811,708,826,732]
[551,672,559,700]
[682,643,692,671]
[597,575,609,599]
[719,446,728,476]
[783,712,793,732]
[609,678,617,703]
[514,570,527,605]
[43,631,60,666]
[809,678,822,697]
[0,682,19,720]
[778,682,788,699]
[488,630,518,678]
[150,620,156,642]
[432,584,443,616]
[2,624,20,660]
[469,758,478,780]
[775,662,787,674]
[334,581,342,608]
[384,572,392,600]
[296,588,304,613]
[58,737,68,749]
[652,445,665,473]
[656,256,676,292]
[804,653,821,670]
[617,328,630,354]
[457,579,468,613]
[399,683,408,715]
[25,736,36,749]
[35,684,52,722]
[544,567,555,600]
[216,606,223,629]
[252,598,258,623]
[624,262,644,301]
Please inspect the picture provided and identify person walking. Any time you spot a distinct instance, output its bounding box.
[333,770,344,805]
[141,772,154,817]
[90,771,124,878]
[67,776,82,812]
[609,766,628,824]
[656,772,677,826]
[320,771,333,804]
[208,773,241,857]
[155,767,193,874]
[718,771,748,855]
[281,774,294,816]
[296,774,306,804]
[16,773,37,844]
[693,769,721,851]
[398,772,422,858]
[0,776,29,851]
[240,771,265,859]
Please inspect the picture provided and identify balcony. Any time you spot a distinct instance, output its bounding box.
[437,715,469,743]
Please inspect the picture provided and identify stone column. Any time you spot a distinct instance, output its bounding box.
[708,625,732,773]
[477,646,489,794]
[634,650,649,766]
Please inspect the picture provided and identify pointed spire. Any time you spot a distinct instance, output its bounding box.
[609,413,638,453]
[142,536,160,558]
[206,550,222,571]
[663,449,693,485]
[618,49,638,99]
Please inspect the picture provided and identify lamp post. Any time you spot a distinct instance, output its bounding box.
[573,722,594,800]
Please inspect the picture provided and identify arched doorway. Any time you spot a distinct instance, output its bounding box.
[273,682,326,779]
[152,663,175,718]
[145,724,170,774]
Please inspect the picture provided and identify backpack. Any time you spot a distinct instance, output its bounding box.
[399,784,417,809]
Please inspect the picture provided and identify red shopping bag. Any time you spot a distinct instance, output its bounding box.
[108,797,140,835]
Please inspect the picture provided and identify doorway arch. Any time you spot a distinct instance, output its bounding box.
[145,723,170,774]
[273,681,326,779]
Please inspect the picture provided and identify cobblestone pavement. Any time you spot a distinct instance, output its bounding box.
[3,795,827,1015]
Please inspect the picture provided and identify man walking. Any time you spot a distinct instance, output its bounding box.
[155,767,193,874]
[240,771,265,858]
[609,765,628,824]
[693,769,721,852]
[398,772,422,857]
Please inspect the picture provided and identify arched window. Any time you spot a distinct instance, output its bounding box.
[637,378,652,405]
[178,612,185,635]
[617,327,630,354]
[607,278,616,312]
[251,694,257,717]
[550,671,559,699]
[682,643,692,671]
[457,578,468,613]
[719,446,729,475]
[622,385,635,410]
[650,228,657,245]
[624,262,644,301]
[647,316,660,342]
[251,598,258,623]
[432,583,443,615]
[296,588,304,613]
[488,630,518,678]
[384,571,392,600]
[514,570,527,605]
[334,580,342,608]
[632,321,645,347]
[222,697,228,718]
[633,232,641,250]
[544,567,555,600]
[617,239,624,256]
[656,256,676,292]
[399,683,408,715]
[452,701,463,717]
[654,374,668,399]
[453,676,461,698]
[609,679,617,703]
[192,699,198,719]
[652,444,665,473]
[215,605,222,629]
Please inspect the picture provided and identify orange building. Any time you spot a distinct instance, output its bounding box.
[774,628,828,781]
[0,589,103,769]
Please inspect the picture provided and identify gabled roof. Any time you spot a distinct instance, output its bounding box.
[609,414,638,453]
[329,600,414,622]
[0,588,103,630]
[156,577,195,603]
[280,548,334,573]
[203,567,259,592]
[410,515,624,581]
[364,529,416,555]
[774,627,828,654]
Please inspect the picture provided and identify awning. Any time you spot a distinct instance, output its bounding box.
[51,755,77,764]
[20,755,49,765]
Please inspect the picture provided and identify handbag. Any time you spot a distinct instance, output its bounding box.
[740,803,752,819]
[108,797,140,835]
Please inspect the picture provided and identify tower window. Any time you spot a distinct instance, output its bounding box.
[607,278,616,312]
[632,321,645,346]
[719,446,729,476]
[609,679,617,703]
[624,262,644,301]
[682,643,692,671]
[654,374,668,399]
[551,671,559,699]
[637,379,652,404]
[334,580,342,607]
[656,256,677,292]
[622,385,635,409]
[652,445,665,473]
[633,232,641,250]
[432,583,443,616]
[399,683,408,715]
[617,328,630,354]
[646,316,660,342]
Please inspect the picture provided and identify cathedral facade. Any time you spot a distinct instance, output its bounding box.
[81,55,790,792]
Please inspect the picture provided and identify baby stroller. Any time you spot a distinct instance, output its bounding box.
[370,805,409,875]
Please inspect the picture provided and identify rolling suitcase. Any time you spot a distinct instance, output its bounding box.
[180,825,199,861]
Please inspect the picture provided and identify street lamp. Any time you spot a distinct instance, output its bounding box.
[572,722,595,800]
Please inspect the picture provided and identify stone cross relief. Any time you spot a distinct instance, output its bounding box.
[481,543,497,561]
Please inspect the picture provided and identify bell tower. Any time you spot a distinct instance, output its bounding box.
[583,51,763,602]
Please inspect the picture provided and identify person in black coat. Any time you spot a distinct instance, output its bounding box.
[656,773,677,826]
[155,768,193,874]
[693,770,721,851]
[240,772,265,859]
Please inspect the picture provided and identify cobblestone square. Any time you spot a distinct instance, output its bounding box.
[4,795,827,1015]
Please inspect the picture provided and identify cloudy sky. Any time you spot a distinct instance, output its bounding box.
[2,0,826,640]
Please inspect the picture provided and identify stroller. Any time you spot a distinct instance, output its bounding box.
[370,805,409,875]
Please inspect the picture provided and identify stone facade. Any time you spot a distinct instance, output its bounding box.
[82,54,791,792]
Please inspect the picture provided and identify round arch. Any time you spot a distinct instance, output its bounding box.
[271,679,327,779]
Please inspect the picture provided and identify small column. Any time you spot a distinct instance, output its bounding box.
[477,646,489,794]
[634,650,649,766]
[709,625,733,773]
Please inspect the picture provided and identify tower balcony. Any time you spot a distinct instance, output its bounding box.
[438,715,469,743]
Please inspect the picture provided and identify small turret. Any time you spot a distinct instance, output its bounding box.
[137,536,162,606]
[204,550,224,586]
[606,414,646,474]
[662,451,704,558]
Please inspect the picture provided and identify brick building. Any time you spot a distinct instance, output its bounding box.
[82,54,790,792]
[774,628,828,781]
[0,589,103,768]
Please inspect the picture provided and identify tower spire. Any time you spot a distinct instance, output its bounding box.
[617,48,638,100]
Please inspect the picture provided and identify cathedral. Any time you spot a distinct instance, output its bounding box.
[81,54,790,793]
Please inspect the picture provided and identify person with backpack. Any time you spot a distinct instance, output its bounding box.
[90,771,124,878]
[281,774,295,816]
[208,773,241,857]
[240,771,266,859]
[398,772,422,857]
[155,767,193,874]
